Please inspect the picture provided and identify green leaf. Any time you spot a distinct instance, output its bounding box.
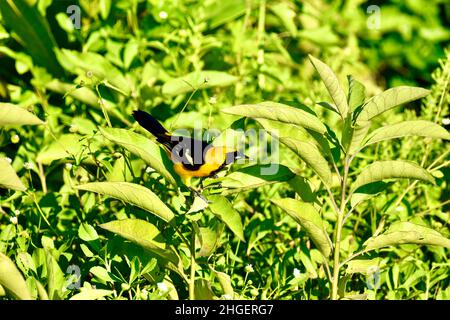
[347,75,366,112]
[351,161,435,193]
[211,268,234,298]
[46,251,65,300]
[198,222,222,257]
[357,86,430,122]
[204,0,246,29]
[89,266,114,284]
[222,102,327,134]
[350,181,391,208]
[99,0,112,20]
[279,137,332,188]
[345,258,381,275]
[308,55,348,117]
[288,176,316,203]
[70,288,113,300]
[99,219,179,266]
[207,195,245,242]
[0,0,63,76]
[75,182,175,222]
[0,103,44,126]
[36,134,84,165]
[272,198,331,257]
[364,222,450,251]
[162,70,237,96]
[270,3,297,36]
[78,223,99,242]
[0,158,26,191]
[347,120,371,154]
[0,252,33,300]
[206,164,294,192]
[99,127,180,187]
[194,279,216,300]
[364,120,450,146]
[56,49,130,95]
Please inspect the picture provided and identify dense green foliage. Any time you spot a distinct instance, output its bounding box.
[0,0,449,300]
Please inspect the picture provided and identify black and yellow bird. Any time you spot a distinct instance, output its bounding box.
[132,110,246,188]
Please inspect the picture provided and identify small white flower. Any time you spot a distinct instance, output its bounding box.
[245,264,254,273]
[222,294,232,300]
[69,124,78,133]
[157,282,168,293]
[24,162,33,170]
[145,166,155,173]
[442,118,450,125]
[10,216,18,224]
[159,11,168,19]
[65,163,73,170]
[4,157,12,164]
[11,134,20,144]
[86,70,93,78]
[293,268,301,278]
[209,96,217,104]
[14,210,20,216]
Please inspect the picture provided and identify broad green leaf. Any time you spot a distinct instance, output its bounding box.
[347,120,371,154]
[36,134,84,165]
[364,120,450,146]
[270,3,297,36]
[0,103,44,125]
[162,70,237,96]
[75,182,175,222]
[0,252,32,300]
[273,198,331,257]
[78,223,99,242]
[309,55,348,116]
[0,0,63,76]
[350,181,391,208]
[70,288,113,300]
[357,86,430,122]
[345,258,381,275]
[99,127,180,187]
[197,222,222,257]
[46,251,65,300]
[206,164,294,192]
[364,222,450,251]
[100,219,179,265]
[207,195,245,242]
[0,158,26,191]
[56,49,130,95]
[187,196,209,214]
[222,102,327,134]
[204,0,246,29]
[351,161,434,193]
[280,137,332,187]
[288,176,316,203]
[89,266,114,284]
[347,75,366,112]
[194,279,216,300]
[211,268,234,298]
[99,0,112,20]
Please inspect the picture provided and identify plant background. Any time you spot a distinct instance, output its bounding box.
[0,0,449,300]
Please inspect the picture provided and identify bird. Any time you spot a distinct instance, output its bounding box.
[132,110,246,190]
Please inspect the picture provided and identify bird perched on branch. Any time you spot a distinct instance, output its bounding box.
[132,110,246,190]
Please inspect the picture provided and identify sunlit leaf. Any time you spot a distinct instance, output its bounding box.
[364,120,450,146]
[351,161,434,193]
[75,182,175,222]
[273,198,331,257]
[99,127,180,187]
[345,258,381,275]
[162,70,237,96]
[280,137,332,187]
[364,222,450,250]
[0,252,32,300]
[309,55,348,117]
[347,75,366,112]
[0,158,26,191]
[0,103,44,126]
[357,86,430,122]
[222,102,327,134]
[70,288,113,300]
[207,195,244,242]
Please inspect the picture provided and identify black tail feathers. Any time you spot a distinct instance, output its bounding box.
[132,110,171,144]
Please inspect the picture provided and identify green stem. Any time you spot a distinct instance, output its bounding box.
[189,228,196,300]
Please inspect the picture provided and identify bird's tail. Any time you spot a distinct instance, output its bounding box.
[132,110,172,147]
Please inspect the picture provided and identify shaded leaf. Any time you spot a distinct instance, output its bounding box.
[280,137,332,187]
[347,75,366,112]
[357,86,430,122]
[75,182,175,222]
[0,158,26,191]
[351,161,434,193]
[222,102,327,134]
[309,55,348,116]
[0,103,44,126]
[273,198,331,256]
[364,222,450,250]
